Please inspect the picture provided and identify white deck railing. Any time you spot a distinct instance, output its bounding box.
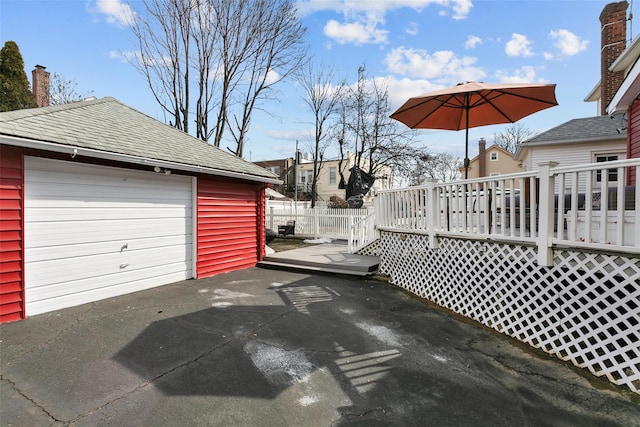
[348,212,377,253]
[375,159,640,263]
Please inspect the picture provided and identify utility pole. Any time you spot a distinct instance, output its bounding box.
[294,140,298,202]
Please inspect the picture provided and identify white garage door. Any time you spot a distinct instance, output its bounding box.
[24,157,193,315]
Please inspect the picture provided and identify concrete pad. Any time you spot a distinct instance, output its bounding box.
[1,268,639,426]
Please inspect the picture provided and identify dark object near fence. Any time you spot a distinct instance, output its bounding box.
[347,195,364,209]
[278,220,296,236]
[266,228,277,243]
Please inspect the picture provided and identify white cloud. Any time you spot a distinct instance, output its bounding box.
[385,47,486,84]
[505,33,534,57]
[265,69,281,85]
[93,0,135,27]
[465,35,482,49]
[298,0,473,20]
[549,29,588,56]
[543,52,554,60]
[494,66,545,84]
[302,0,472,46]
[383,76,442,108]
[405,22,419,36]
[324,19,389,45]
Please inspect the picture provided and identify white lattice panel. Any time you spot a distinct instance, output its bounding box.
[355,239,380,257]
[378,231,640,394]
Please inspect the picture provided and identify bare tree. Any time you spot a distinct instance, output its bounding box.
[411,152,462,184]
[129,0,307,157]
[49,73,94,105]
[338,64,422,187]
[131,0,193,133]
[493,123,534,153]
[298,61,344,207]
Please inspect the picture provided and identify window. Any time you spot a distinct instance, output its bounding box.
[594,153,624,183]
[329,167,337,185]
[490,152,498,161]
[269,166,280,176]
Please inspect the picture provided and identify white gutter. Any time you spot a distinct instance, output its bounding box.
[0,134,282,185]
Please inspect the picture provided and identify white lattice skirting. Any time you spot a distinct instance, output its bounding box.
[378,231,640,394]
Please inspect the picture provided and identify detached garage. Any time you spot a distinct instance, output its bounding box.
[0,97,279,322]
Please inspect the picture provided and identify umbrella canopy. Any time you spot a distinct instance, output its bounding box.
[390,81,558,178]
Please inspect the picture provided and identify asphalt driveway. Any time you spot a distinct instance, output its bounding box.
[1,268,639,426]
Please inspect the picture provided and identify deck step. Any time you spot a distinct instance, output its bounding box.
[258,260,376,276]
[260,242,379,277]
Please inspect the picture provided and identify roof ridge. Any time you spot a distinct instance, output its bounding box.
[0,96,114,123]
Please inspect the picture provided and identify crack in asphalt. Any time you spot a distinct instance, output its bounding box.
[1,376,61,424]
[331,407,386,425]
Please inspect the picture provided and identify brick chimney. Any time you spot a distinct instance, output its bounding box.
[600,1,628,116]
[478,138,487,178]
[32,65,50,107]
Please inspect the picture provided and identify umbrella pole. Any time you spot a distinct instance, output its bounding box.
[464,107,470,180]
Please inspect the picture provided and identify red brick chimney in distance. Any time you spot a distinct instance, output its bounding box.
[600,1,628,116]
[478,137,487,178]
[32,65,50,107]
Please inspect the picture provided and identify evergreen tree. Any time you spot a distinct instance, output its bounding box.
[0,41,36,111]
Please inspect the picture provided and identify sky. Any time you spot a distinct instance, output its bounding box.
[1,0,633,163]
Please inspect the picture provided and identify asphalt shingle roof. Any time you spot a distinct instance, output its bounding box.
[0,97,277,181]
[523,115,625,145]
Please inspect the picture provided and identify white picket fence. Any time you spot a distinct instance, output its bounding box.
[267,206,370,240]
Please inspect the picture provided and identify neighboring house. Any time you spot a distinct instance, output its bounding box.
[0,97,279,323]
[253,158,294,195]
[514,116,626,191]
[296,152,393,204]
[462,138,521,179]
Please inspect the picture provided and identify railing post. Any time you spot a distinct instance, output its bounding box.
[425,179,438,250]
[348,216,354,253]
[537,161,558,267]
[374,191,384,228]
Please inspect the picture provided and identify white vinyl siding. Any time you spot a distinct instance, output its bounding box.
[523,140,627,192]
[24,157,193,315]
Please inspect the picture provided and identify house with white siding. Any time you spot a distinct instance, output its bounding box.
[514,116,626,192]
[0,97,279,323]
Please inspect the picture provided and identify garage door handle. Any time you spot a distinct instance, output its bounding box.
[120,263,129,269]
[121,243,128,252]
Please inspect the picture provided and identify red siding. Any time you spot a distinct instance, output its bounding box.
[0,147,24,323]
[197,178,263,278]
[628,100,640,184]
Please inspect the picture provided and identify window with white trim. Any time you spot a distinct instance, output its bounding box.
[593,152,625,184]
[328,167,337,185]
[490,152,498,161]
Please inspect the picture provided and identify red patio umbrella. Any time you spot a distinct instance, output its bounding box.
[390,81,558,178]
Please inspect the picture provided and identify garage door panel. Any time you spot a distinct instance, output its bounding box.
[27,207,190,221]
[26,237,191,285]
[26,217,191,245]
[26,268,190,315]
[26,185,190,205]
[24,157,193,316]
[26,235,192,263]
[27,255,191,295]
